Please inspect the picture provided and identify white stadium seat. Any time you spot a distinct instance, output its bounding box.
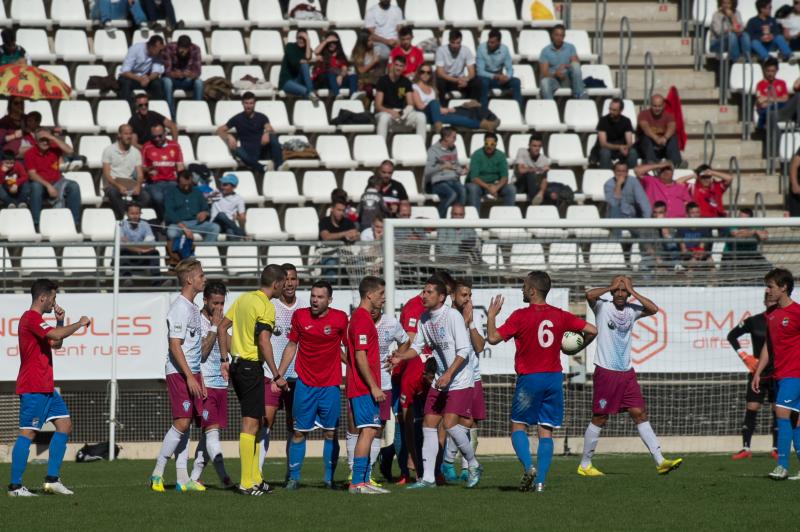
[79,135,112,169]
[201,65,226,81]
[302,171,338,204]
[62,246,97,275]
[226,245,260,275]
[177,135,196,163]
[518,30,550,61]
[481,244,504,269]
[231,65,274,97]
[510,243,546,269]
[581,169,614,202]
[316,135,358,169]
[173,0,210,29]
[284,208,320,240]
[444,0,481,28]
[16,29,55,62]
[176,101,214,133]
[391,135,428,166]
[81,208,116,241]
[209,0,250,28]
[548,243,582,270]
[488,206,526,238]
[278,134,320,169]
[589,243,626,270]
[225,171,262,205]
[404,0,443,28]
[525,100,566,132]
[525,205,566,238]
[267,245,305,268]
[1,209,41,241]
[521,0,562,27]
[194,245,224,274]
[515,64,540,97]
[582,64,622,97]
[51,0,92,28]
[211,30,252,63]
[547,134,588,166]
[93,30,129,63]
[21,247,59,275]
[547,169,578,191]
[54,29,96,62]
[196,136,237,168]
[353,135,390,167]
[332,100,375,133]
[484,0,523,28]
[58,101,100,134]
[393,171,425,204]
[11,0,49,27]
[343,170,372,202]
[566,205,609,238]
[75,65,112,97]
[565,29,596,61]
[40,209,83,242]
[248,0,286,28]
[249,30,285,62]
[67,172,103,206]
[729,63,763,94]
[327,0,363,27]
[214,100,244,127]
[263,171,306,204]
[293,101,336,134]
[564,100,599,132]
[39,64,72,89]
[96,100,131,132]
[245,208,288,240]
[489,99,528,132]
[25,100,54,127]
[255,101,295,133]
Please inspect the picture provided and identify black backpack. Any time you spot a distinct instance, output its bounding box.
[76,442,121,462]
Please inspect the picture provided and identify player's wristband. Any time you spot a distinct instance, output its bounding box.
[57,320,64,327]
[274,374,283,381]
[469,322,477,330]
[209,325,218,334]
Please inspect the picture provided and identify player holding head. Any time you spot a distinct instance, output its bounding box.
[727,292,779,460]
[578,276,682,477]
[259,263,307,477]
[8,279,90,497]
[486,271,597,492]
[219,264,287,496]
[189,280,234,489]
[150,258,208,493]
[753,268,800,479]
[392,276,481,489]
[347,276,391,494]
[277,280,348,490]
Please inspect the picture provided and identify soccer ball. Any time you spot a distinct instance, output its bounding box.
[561,331,584,355]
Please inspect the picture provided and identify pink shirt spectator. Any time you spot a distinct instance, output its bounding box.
[639,174,692,217]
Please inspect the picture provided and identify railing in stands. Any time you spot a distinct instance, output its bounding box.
[703,120,715,167]
[728,156,741,216]
[680,0,691,38]
[593,0,607,63]
[563,0,573,28]
[741,52,755,140]
[754,192,767,217]
[692,0,709,71]
[717,28,731,106]
[618,16,632,99]
[643,50,655,107]
[775,120,797,179]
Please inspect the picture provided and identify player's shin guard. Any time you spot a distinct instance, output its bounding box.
[258,427,270,471]
[10,435,32,486]
[45,431,69,482]
[511,430,532,471]
[323,438,337,483]
[174,431,191,485]
[447,425,478,468]
[535,437,554,484]
[742,409,758,449]
[580,423,602,468]
[777,418,792,469]
[239,433,256,489]
[190,432,208,481]
[152,426,185,477]
[346,432,357,472]
[288,438,306,481]
[636,421,665,465]
[205,429,229,484]
[421,427,439,483]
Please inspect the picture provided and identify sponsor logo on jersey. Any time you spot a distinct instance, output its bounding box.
[599,399,607,409]
[782,317,790,327]
[31,417,40,427]
[173,323,183,333]
[304,325,313,330]
[182,400,191,412]
[359,334,367,344]
[39,322,50,330]
[324,325,332,335]
[409,318,417,327]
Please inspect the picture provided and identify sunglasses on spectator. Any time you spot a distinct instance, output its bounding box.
[137,102,149,108]
[420,69,432,74]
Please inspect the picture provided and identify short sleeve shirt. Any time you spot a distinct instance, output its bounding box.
[766,302,800,379]
[318,215,356,241]
[376,314,408,389]
[364,4,403,40]
[166,295,203,375]
[435,45,476,78]
[596,115,634,145]
[636,109,675,138]
[199,312,227,389]
[346,307,382,398]
[142,140,183,182]
[376,74,413,110]
[210,193,246,221]
[16,310,54,394]
[410,306,474,391]
[102,143,142,180]
[267,297,308,379]
[539,42,577,71]
[288,308,349,387]
[226,112,269,157]
[128,111,167,146]
[225,290,276,362]
[24,145,62,184]
[591,299,645,372]
[756,79,788,100]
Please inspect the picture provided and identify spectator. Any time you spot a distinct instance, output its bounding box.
[352,30,386,100]
[436,203,480,266]
[142,123,184,220]
[635,161,693,217]
[288,0,325,21]
[411,65,482,133]
[319,197,360,279]
[652,200,681,267]
[593,97,638,169]
[24,128,81,230]
[278,30,317,101]
[375,57,427,139]
[128,93,178,150]
[103,124,150,220]
[636,94,682,166]
[539,24,585,100]
[360,214,384,241]
[513,134,550,204]
[0,29,29,66]
[690,164,734,217]
[722,207,770,267]
[141,0,182,31]
[604,161,654,266]
[210,173,246,240]
[358,174,390,229]
[161,35,203,120]
[364,0,404,60]
[466,132,515,210]
[120,202,160,284]
[477,29,523,111]
[216,91,284,175]
[118,35,166,105]
[0,96,25,135]
[91,0,147,28]
[0,149,29,208]
[375,159,408,216]
[783,0,800,50]
[709,0,750,63]
[424,127,468,218]
[678,202,712,268]
[746,0,792,61]
[330,187,359,224]
[434,30,482,106]
[7,112,42,159]
[755,57,788,129]
[312,32,358,98]
[164,170,219,243]
[390,26,424,78]
[788,146,800,216]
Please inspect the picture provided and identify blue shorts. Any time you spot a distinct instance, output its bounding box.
[776,378,800,412]
[293,378,340,432]
[511,373,564,428]
[350,394,381,429]
[19,391,70,431]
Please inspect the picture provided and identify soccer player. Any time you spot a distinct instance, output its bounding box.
[189,280,234,489]
[753,268,800,480]
[347,276,391,494]
[150,259,208,493]
[259,263,307,477]
[8,279,90,497]
[727,293,779,460]
[486,271,597,492]
[391,276,481,489]
[577,276,683,477]
[277,280,348,489]
[219,264,287,496]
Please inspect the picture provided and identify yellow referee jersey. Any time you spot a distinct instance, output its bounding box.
[226,290,276,362]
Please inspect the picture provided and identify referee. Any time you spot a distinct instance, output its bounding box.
[220,264,287,496]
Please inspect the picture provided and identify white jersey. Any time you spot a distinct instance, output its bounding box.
[469,324,482,382]
[266,297,307,379]
[591,298,645,371]
[166,294,203,375]
[376,314,409,391]
[200,313,227,389]
[411,305,474,391]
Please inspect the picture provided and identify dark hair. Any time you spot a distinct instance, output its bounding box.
[613,161,628,171]
[260,264,287,288]
[126,202,142,211]
[430,270,456,293]
[135,93,149,101]
[281,263,297,274]
[525,271,551,298]
[763,57,779,70]
[367,174,382,190]
[311,279,333,297]
[393,54,407,65]
[454,277,473,290]
[484,132,498,142]
[694,164,711,175]
[529,133,544,144]
[241,91,256,101]
[147,35,165,47]
[332,197,348,209]
[609,97,624,110]
[488,29,502,41]
[739,207,754,217]
[2,150,15,162]
[176,35,192,48]
[425,276,448,297]
[398,25,413,38]
[177,169,192,180]
[449,29,463,42]
[1,28,16,45]
[685,201,699,212]
[26,111,42,124]
[653,200,667,209]
[551,24,566,35]
[331,187,348,203]
[440,126,456,140]
[359,275,385,298]
[30,278,58,301]
[765,268,794,296]
[756,0,771,10]
[379,159,394,170]
[203,280,227,299]
[321,31,348,65]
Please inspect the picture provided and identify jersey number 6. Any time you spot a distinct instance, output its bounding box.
[538,320,554,348]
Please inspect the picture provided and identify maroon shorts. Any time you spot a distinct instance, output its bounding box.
[201,387,228,428]
[592,366,646,415]
[471,380,486,421]
[380,389,393,422]
[167,372,204,421]
[424,387,473,418]
[264,377,295,410]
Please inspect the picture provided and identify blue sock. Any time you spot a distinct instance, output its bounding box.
[323,438,335,483]
[10,435,32,486]
[793,424,800,461]
[46,432,69,481]
[394,420,409,476]
[778,418,792,469]
[353,456,369,485]
[511,430,532,471]
[288,439,306,481]
[535,438,554,484]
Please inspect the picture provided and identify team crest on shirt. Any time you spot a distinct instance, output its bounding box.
[31,417,40,427]
[182,400,191,412]
[599,399,607,409]
[783,318,790,327]
[409,318,417,327]
[607,320,616,330]
[324,325,332,335]
[359,334,367,344]
[202,409,209,420]
[274,326,283,337]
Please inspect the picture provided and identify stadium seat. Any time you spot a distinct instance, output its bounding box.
[225,171,262,205]
[410,206,440,219]
[488,100,528,132]
[521,0,562,27]
[93,30,129,63]
[548,243,582,270]
[54,29,96,62]
[302,171,338,204]
[469,133,506,154]
[62,246,97,276]
[481,244,505,270]
[327,0,362,27]
[779,132,800,162]
[288,30,321,51]
[211,30,252,63]
[393,170,426,204]
[564,100,599,132]
[353,135,390,167]
[729,63,763,95]
[209,0,250,28]
[488,206,526,238]
[509,243,546,270]
[40,64,72,89]
[248,0,286,28]
[176,101,214,133]
[245,208,288,240]
[278,134,320,169]
[404,0,443,28]
[316,135,358,169]
[267,245,305,268]
[413,29,437,61]
[81,208,116,241]
[201,65,226,81]
[21,247,59,276]
[263,171,306,204]
[173,0,210,29]
[581,169,613,202]
[16,29,55,62]
[586,133,597,158]
[1,208,41,241]
[581,64,622,97]
[293,101,336,134]
[566,205,609,238]
[96,100,131,132]
[515,64,540,97]
[331,100,375,133]
[525,205,566,238]
[338,30,358,58]
[777,63,800,94]
[589,243,626,270]
[214,100,243,127]
[249,30,285,62]
[602,98,638,130]
[483,0,523,28]
[131,30,166,47]
[692,0,716,26]
[284,207,320,240]
[11,0,49,27]
[391,135,428,166]
[547,169,578,191]
[40,209,83,242]
[343,170,372,202]
[255,101,295,133]
[226,245,261,275]
[193,245,223,274]
[547,134,588,166]
[25,100,54,127]
[58,101,100,134]
[518,30,550,61]
[177,135,196,163]
[0,4,9,28]
[525,100,566,132]
[67,172,103,207]
[443,0,481,28]
[79,135,112,169]
[565,30,596,61]
[230,65,274,97]
[196,136,237,168]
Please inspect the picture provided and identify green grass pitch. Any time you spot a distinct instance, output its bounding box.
[1,454,797,531]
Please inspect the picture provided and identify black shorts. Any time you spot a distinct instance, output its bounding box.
[231,358,265,419]
[746,373,777,404]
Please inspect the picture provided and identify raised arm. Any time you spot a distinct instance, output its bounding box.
[485,295,506,345]
[623,277,658,317]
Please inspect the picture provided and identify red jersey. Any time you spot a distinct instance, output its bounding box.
[756,79,788,102]
[23,144,62,184]
[0,161,28,189]
[346,307,381,398]
[390,46,424,77]
[766,302,800,379]
[142,140,183,183]
[497,303,586,375]
[288,307,348,387]
[692,181,729,218]
[16,310,55,394]
[395,294,427,377]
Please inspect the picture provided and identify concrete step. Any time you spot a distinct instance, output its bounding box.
[622,69,716,90]
[601,36,692,58]
[680,104,740,124]
[570,1,678,25]
[602,53,695,67]
[571,20,684,34]
[683,138,763,162]
[685,122,746,136]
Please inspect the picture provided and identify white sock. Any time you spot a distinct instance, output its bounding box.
[346,432,358,471]
[447,424,478,468]
[369,438,381,468]
[174,431,190,485]
[444,435,458,464]
[421,427,439,483]
[205,429,229,484]
[580,423,602,468]
[152,426,184,477]
[190,431,207,481]
[258,427,270,470]
[464,428,478,469]
[637,421,664,465]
